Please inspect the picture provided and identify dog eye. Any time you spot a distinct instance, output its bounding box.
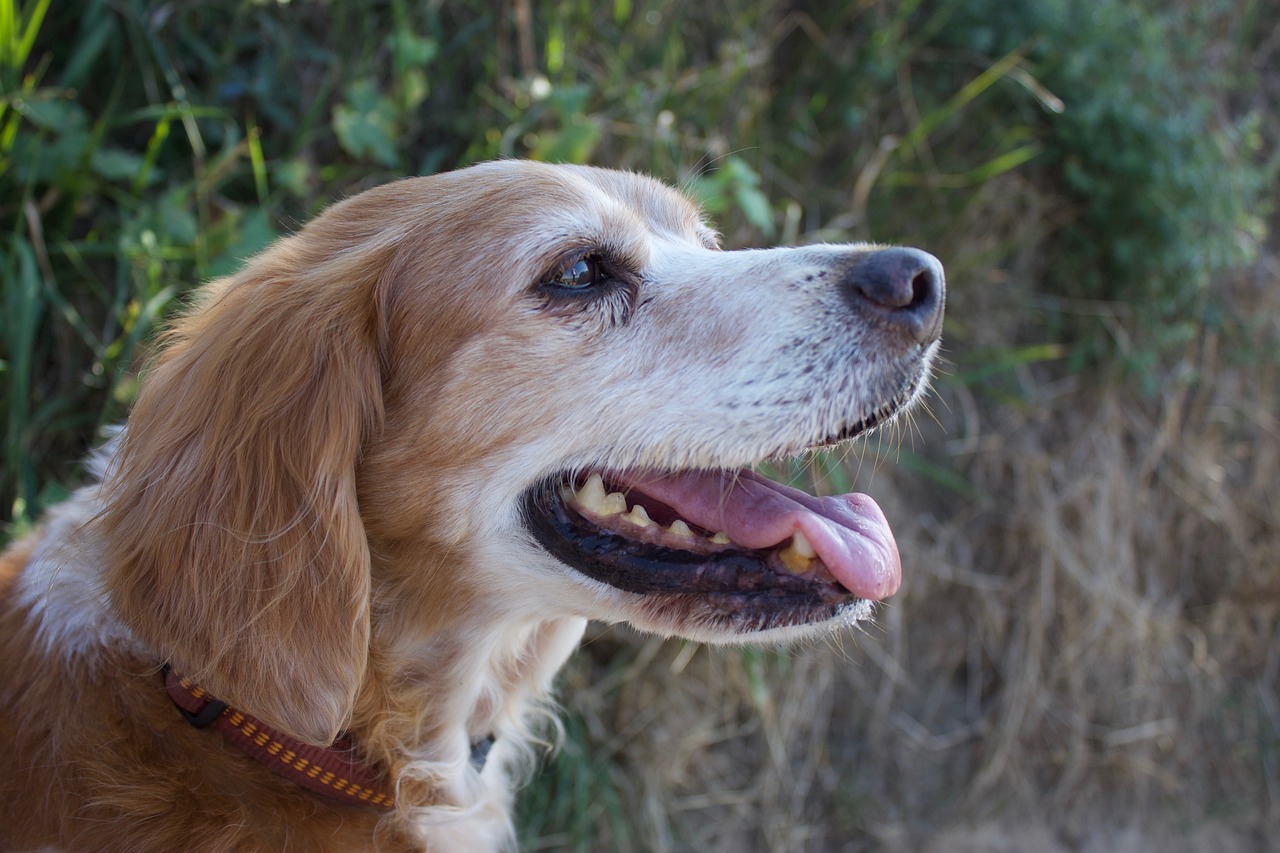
[535,251,638,324]
[548,255,605,290]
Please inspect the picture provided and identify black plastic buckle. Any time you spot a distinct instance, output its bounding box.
[162,663,228,729]
[181,696,228,729]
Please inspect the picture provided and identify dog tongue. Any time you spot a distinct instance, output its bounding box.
[625,470,901,601]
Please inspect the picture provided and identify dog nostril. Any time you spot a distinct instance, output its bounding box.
[842,247,945,344]
[910,269,933,308]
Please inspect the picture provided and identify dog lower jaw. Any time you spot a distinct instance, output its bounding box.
[626,586,878,640]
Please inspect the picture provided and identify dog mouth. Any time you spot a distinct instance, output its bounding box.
[522,464,901,626]
[519,365,933,630]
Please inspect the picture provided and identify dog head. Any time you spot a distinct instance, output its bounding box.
[101,161,943,745]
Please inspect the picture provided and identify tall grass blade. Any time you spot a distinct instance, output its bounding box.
[2,235,44,523]
[898,44,1031,153]
[14,0,51,68]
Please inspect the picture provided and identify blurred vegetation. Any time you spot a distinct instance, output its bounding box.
[1,0,1275,849]
[0,0,1267,528]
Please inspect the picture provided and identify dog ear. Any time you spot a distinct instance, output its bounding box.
[102,237,386,747]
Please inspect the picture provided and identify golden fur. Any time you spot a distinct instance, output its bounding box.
[0,161,942,851]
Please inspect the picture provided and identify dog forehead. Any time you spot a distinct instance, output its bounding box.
[451,160,715,249]
[564,164,716,244]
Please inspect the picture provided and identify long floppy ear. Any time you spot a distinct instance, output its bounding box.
[102,232,386,746]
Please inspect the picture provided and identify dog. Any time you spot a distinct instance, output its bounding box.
[0,160,943,852]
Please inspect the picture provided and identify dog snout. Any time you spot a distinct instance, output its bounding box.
[841,247,945,345]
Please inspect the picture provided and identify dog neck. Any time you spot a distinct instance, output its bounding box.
[343,599,587,818]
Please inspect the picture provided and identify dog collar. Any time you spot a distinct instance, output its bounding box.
[162,666,396,811]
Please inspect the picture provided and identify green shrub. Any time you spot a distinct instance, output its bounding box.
[927,0,1268,369]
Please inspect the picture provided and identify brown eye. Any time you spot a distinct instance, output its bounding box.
[552,256,602,289]
[535,250,638,323]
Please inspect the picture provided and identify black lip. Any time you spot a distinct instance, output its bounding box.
[521,478,857,613]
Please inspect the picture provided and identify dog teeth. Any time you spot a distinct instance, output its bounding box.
[563,477,826,574]
[668,520,694,537]
[575,474,626,516]
[621,504,653,528]
[566,475,740,547]
[576,474,608,513]
[779,531,816,574]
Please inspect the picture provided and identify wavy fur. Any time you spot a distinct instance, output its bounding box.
[0,161,940,851]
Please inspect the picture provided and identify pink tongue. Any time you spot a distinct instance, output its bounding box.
[624,470,901,601]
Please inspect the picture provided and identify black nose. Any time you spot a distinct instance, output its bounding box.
[841,247,945,345]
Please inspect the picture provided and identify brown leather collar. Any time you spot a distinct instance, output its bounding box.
[162,666,395,811]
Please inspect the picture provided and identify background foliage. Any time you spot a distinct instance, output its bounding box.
[2,0,1276,849]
